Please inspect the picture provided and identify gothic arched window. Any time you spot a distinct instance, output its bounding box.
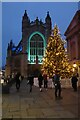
[28,32,46,64]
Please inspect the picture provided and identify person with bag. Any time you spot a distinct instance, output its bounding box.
[43,72,48,90]
[71,74,78,91]
[27,74,34,92]
[53,71,62,100]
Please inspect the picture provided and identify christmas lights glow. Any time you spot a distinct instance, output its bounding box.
[41,25,73,78]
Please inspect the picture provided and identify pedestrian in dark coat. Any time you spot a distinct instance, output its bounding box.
[38,73,43,92]
[71,74,78,91]
[53,72,62,100]
[43,73,48,90]
[28,74,34,92]
[15,72,21,91]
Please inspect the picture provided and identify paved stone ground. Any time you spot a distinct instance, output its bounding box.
[2,79,80,119]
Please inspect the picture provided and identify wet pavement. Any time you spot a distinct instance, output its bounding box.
[2,79,80,119]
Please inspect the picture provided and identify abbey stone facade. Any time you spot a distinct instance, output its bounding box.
[5,10,52,78]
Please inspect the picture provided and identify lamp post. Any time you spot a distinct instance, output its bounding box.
[73,63,77,68]
[72,62,79,77]
[0,71,2,77]
[0,71,4,85]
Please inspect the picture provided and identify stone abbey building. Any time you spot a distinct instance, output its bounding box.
[5,10,52,77]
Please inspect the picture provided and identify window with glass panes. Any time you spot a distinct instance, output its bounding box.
[30,33,44,64]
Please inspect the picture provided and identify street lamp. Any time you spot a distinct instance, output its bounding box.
[0,71,4,85]
[1,78,4,84]
[0,71,2,77]
[72,63,78,76]
[73,63,77,68]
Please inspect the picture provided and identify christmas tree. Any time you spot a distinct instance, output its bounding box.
[41,25,73,78]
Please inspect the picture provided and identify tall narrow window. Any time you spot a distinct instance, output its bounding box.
[28,32,46,64]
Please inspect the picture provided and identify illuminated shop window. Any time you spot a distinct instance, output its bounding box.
[28,31,46,64]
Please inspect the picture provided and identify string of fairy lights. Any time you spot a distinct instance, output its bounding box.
[41,25,73,78]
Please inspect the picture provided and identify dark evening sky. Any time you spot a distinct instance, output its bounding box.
[2,2,78,67]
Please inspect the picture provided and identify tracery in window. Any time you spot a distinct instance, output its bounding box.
[28,32,46,64]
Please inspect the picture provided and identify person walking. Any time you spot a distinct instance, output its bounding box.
[38,73,43,92]
[71,74,78,91]
[43,72,48,90]
[15,72,21,91]
[53,71,62,100]
[28,74,34,92]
